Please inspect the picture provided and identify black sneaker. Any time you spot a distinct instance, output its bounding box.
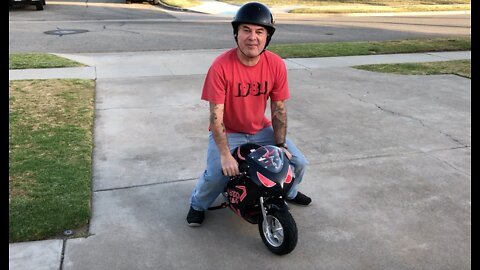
[287,192,312,206]
[187,206,205,227]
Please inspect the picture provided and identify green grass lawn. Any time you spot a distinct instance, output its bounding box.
[159,0,470,12]
[269,37,471,78]
[9,79,95,242]
[355,59,470,78]
[219,0,470,13]
[268,37,471,58]
[9,53,85,70]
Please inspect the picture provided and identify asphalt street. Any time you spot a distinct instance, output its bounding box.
[8,1,470,53]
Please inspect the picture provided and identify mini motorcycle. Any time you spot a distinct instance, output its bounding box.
[209,143,298,255]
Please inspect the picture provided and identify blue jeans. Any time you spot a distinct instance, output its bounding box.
[190,126,309,211]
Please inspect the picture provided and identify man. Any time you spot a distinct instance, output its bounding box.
[187,1,311,226]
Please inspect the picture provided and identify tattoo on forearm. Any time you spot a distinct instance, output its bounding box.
[273,104,287,126]
[210,104,226,134]
[272,102,287,143]
[210,111,218,123]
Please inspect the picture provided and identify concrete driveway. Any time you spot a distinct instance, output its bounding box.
[10,50,471,269]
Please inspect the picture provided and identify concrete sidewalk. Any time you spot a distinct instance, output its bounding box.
[8,50,471,80]
[9,49,471,270]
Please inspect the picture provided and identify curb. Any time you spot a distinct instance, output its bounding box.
[156,0,207,14]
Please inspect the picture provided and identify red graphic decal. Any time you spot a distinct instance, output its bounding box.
[228,190,239,204]
[228,185,247,204]
[236,185,247,202]
[262,148,276,158]
[257,172,276,188]
[237,147,245,160]
[284,166,293,184]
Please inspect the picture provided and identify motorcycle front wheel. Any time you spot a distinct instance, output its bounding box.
[258,210,298,255]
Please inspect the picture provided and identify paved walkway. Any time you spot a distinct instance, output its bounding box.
[9,49,471,270]
[9,50,471,80]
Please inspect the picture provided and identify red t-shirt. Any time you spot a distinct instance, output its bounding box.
[201,48,290,134]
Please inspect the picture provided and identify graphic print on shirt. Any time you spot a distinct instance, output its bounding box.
[235,81,268,97]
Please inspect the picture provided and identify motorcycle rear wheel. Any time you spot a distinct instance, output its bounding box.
[258,211,297,255]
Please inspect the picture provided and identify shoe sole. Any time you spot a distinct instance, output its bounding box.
[187,222,202,227]
[286,200,312,206]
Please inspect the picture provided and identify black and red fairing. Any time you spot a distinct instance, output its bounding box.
[225,176,261,223]
[243,145,295,196]
[229,144,295,223]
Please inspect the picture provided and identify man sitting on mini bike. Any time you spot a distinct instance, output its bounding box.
[187,2,312,227]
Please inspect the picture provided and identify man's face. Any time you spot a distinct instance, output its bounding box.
[236,23,268,58]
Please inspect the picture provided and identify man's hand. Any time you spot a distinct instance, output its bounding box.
[280,147,293,160]
[208,102,239,176]
[221,153,240,176]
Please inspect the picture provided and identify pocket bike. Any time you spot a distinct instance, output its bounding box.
[208,143,298,255]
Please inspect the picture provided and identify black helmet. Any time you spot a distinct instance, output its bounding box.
[231,2,276,49]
